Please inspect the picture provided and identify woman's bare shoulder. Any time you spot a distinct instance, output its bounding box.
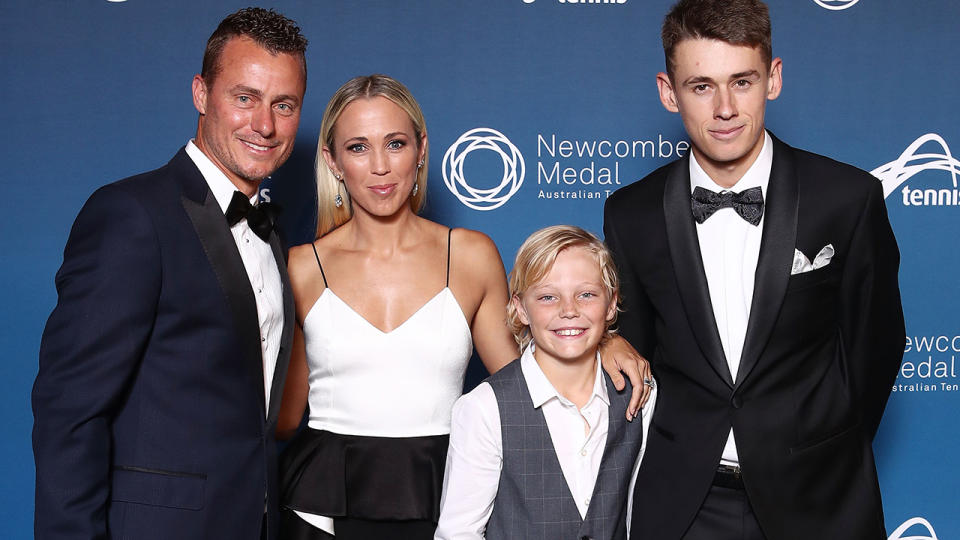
[450,227,505,278]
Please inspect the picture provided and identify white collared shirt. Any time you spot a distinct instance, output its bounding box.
[435,346,657,539]
[185,140,283,418]
[689,131,773,466]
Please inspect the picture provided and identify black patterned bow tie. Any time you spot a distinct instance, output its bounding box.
[224,191,276,242]
[690,186,764,226]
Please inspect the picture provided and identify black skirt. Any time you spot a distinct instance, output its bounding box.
[279,428,449,522]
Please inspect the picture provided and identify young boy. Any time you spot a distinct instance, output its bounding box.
[435,225,656,540]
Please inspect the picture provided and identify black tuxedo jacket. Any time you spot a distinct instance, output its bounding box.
[33,148,295,540]
[604,135,904,540]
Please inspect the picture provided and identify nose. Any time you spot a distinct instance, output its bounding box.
[251,104,276,138]
[559,297,579,318]
[714,87,737,121]
[370,148,390,176]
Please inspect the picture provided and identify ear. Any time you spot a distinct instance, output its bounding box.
[512,295,531,326]
[192,75,208,115]
[656,72,680,113]
[418,131,428,164]
[605,293,618,322]
[321,146,339,178]
[766,57,783,101]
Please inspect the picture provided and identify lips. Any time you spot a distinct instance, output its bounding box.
[708,125,745,140]
[552,328,586,337]
[368,184,397,196]
[240,139,277,153]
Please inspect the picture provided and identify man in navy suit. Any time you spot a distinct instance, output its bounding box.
[33,8,306,539]
[604,0,904,538]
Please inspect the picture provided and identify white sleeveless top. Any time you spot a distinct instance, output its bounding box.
[302,235,473,438]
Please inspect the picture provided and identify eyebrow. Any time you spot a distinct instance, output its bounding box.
[682,70,761,86]
[230,85,301,105]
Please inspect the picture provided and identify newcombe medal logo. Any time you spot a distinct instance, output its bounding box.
[813,0,860,10]
[888,517,939,540]
[871,133,960,205]
[442,127,525,211]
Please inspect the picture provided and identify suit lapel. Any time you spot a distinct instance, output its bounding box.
[662,158,734,387]
[266,231,294,424]
[177,154,266,417]
[736,136,799,387]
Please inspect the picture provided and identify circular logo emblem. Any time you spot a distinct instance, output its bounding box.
[813,0,860,10]
[442,127,525,211]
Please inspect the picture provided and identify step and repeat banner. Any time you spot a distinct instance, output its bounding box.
[2,0,957,538]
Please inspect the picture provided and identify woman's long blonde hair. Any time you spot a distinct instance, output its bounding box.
[314,74,429,238]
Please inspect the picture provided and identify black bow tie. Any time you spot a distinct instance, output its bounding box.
[690,186,764,226]
[224,191,276,242]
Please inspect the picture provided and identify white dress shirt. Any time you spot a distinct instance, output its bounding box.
[689,131,772,465]
[434,346,657,539]
[186,140,284,417]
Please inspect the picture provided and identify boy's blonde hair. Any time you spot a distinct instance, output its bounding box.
[506,225,620,351]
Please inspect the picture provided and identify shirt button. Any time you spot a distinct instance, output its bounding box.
[261,337,266,342]
[584,498,590,506]
[580,449,587,457]
[258,288,262,293]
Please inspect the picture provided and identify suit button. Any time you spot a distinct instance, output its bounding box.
[580,537,593,540]
[731,395,742,409]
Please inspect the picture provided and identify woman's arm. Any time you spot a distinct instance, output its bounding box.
[275,244,319,439]
[455,229,518,374]
[599,336,653,420]
[276,324,309,439]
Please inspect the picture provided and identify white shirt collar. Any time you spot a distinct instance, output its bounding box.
[689,130,773,195]
[185,139,257,214]
[519,345,609,409]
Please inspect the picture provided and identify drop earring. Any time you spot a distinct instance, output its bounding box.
[334,173,344,208]
[411,183,419,197]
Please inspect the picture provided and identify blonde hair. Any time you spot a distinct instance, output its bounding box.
[506,225,620,351]
[315,74,429,238]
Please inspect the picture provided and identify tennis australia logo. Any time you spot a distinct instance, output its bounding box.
[442,128,525,211]
[871,133,960,206]
[813,0,860,10]
[888,517,938,540]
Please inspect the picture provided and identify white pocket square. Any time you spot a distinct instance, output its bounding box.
[791,244,835,275]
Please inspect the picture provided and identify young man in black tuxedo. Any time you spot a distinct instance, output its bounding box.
[33,8,306,539]
[603,1,905,538]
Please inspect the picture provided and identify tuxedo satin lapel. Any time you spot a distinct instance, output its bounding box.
[181,188,266,415]
[736,137,799,387]
[663,159,733,387]
[266,232,294,424]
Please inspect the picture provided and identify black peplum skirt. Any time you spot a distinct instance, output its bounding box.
[279,428,449,522]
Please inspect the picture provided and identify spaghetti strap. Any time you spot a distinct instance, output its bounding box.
[446,228,452,288]
[311,242,328,288]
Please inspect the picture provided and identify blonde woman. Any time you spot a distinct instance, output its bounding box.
[276,75,651,540]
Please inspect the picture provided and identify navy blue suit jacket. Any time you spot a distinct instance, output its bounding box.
[33,148,295,540]
[605,135,905,539]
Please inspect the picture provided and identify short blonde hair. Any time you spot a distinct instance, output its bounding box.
[315,74,429,238]
[506,225,620,351]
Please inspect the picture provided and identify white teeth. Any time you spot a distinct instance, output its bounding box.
[243,141,269,151]
[554,329,584,336]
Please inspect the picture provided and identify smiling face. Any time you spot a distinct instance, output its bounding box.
[192,36,305,195]
[514,246,618,368]
[322,96,426,220]
[657,38,782,188]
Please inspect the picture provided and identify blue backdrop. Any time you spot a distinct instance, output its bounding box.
[3,1,957,538]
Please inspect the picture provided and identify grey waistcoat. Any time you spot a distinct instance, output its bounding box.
[485,359,644,540]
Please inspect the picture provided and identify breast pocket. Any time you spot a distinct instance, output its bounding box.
[112,465,206,510]
[786,263,840,294]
